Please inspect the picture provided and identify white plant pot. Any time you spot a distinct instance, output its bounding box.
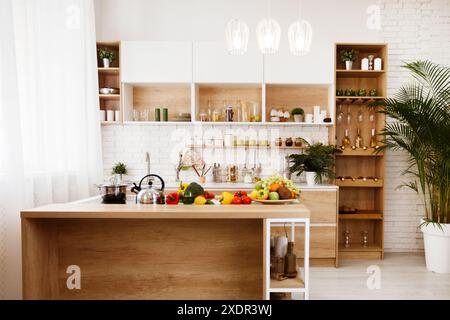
[305,172,316,186]
[345,61,353,70]
[293,115,303,122]
[421,220,450,273]
[103,58,110,68]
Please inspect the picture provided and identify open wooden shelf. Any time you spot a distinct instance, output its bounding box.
[335,43,387,261]
[336,70,385,78]
[335,179,383,188]
[338,243,383,252]
[98,67,120,74]
[99,94,120,100]
[270,277,304,290]
[337,148,383,157]
[339,211,383,220]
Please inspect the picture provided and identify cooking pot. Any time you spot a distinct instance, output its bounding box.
[131,174,165,204]
[96,183,129,204]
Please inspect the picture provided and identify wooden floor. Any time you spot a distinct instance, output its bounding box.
[310,253,450,300]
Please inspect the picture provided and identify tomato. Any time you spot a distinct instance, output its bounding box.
[231,196,243,205]
[242,196,252,205]
[234,191,247,198]
[203,191,215,200]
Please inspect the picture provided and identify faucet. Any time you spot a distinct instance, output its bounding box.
[175,152,183,182]
[145,152,151,175]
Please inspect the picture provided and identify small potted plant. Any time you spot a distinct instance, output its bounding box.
[291,108,305,122]
[98,47,116,68]
[112,162,128,184]
[340,49,358,70]
[288,142,341,186]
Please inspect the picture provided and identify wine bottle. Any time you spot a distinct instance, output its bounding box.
[355,128,364,148]
[342,129,351,148]
[370,128,378,149]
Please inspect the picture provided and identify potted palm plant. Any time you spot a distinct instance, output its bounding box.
[340,49,358,70]
[288,142,341,186]
[291,107,305,122]
[375,61,450,273]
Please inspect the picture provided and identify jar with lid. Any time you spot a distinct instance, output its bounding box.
[294,137,303,147]
[275,137,283,147]
[285,137,293,147]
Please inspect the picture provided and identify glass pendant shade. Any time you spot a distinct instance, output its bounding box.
[225,19,249,55]
[256,18,281,54]
[288,20,313,56]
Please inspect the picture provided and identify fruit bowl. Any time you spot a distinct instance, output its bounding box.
[252,199,298,205]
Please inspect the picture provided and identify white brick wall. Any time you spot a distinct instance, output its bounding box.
[101,0,450,252]
[102,124,329,184]
[380,0,450,252]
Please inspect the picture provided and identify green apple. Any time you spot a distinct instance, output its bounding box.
[257,190,269,200]
[255,181,264,191]
[269,192,280,200]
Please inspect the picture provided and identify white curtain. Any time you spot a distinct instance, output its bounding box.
[0,0,102,299]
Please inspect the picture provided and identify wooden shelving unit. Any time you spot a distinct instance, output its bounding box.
[334,43,387,260]
[97,41,121,123]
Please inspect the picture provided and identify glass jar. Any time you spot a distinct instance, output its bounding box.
[199,111,208,122]
[285,137,293,147]
[294,137,303,147]
[275,137,283,147]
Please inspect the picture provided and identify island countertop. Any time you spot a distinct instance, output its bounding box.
[21,202,310,219]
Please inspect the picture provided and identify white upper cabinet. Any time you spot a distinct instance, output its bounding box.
[121,41,192,83]
[193,41,263,83]
[264,41,334,84]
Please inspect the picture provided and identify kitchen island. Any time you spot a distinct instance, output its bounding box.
[21,201,310,300]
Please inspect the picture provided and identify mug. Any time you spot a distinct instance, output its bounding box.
[99,110,106,121]
[305,114,314,123]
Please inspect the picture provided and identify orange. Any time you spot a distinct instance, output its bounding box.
[269,183,280,192]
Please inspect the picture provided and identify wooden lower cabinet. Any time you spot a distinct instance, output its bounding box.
[272,189,338,267]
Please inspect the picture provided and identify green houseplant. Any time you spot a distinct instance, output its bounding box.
[112,162,128,184]
[289,142,341,185]
[291,108,305,122]
[340,49,358,70]
[98,47,116,68]
[374,61,450,273]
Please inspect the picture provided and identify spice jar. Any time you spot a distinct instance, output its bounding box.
[294,137,303,147]
[285,137,293,147]
[275,138,283,147]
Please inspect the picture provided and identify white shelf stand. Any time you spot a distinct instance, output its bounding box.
[264,218,310,300]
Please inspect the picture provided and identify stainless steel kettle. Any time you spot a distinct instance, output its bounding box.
[131,174,165,204]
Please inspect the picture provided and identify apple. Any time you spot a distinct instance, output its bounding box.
[257,190,269,200]
[255,181,264,191]
[250,190,259,200]
[269,192,280,200]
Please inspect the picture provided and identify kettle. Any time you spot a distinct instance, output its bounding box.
[131,174,165,204]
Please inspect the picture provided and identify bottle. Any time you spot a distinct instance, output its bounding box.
[235,100,242,122]
[355,128,364,149]
[207,100,213,122]
[284,242,298,278]
[342,129,351,148]
[370,128,378,149]
[226,101,234,122]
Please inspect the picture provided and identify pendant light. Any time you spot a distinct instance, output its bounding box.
[225,19,249,55]
[288,0,313,56]
[256,1,281,54]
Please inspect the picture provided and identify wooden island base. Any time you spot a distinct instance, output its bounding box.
[21,203,310,300]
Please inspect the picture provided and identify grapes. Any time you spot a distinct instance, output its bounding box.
[260,175,300,195]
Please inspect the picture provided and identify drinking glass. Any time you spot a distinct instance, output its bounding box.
[133,109,140,121]
[346,105,352,125]
[140,109,149,121]
[343,230,351,248]
[361,230,369,247]
[337,105,344,124]
[357,105,364,123]
[369,109,375,123]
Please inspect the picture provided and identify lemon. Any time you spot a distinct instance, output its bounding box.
[250,190,259,200]
[194,196,207,205]
[220,192,234,205]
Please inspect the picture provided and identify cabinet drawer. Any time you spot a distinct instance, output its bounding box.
[271,226,336,258]
[301,191,337,224]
